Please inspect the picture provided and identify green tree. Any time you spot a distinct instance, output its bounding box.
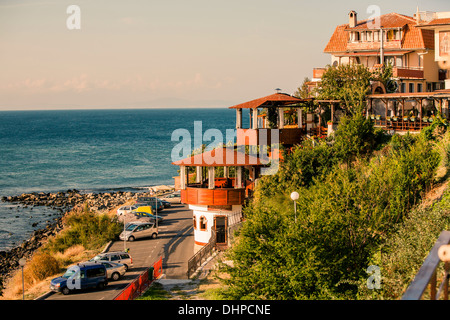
[332,113,376,165]
[317,64,373,115]
[293,77,311,99]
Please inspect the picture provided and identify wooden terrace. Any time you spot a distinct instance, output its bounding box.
[172,147,264,207]
[367,90,450,132]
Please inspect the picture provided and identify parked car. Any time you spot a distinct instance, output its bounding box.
[119,221,158,241]
[161,193,181,204]
[135,199,164,212]
[117,205,138,216]
[50,262,108,295]
[97,261,126,281]
[89,251,133,271]
[160,199,171,208]
[133,209,164,223]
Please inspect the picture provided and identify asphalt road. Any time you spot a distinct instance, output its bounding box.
[44,203,194,300]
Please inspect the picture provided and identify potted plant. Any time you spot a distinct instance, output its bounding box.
[422,116,428,122]
[375,115,381,120]
[392,116,398,121]
[370,114,375,120]
[403,116,409,121]
[410,115,416,122]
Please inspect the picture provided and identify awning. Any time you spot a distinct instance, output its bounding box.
[172,147,264,167]
[229,93,310,109]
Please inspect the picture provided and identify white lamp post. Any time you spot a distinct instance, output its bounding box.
[290,191,299,223]
[18,258,26,300]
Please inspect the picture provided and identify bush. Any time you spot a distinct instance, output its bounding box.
[219,121,442,299]
[359,188,450,299]
[46,206,123,253]
[25,252,60,283]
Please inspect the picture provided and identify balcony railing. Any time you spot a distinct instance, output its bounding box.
[402,231,450,300]
[371,116,432,131]
[392,66,424,79]
[237,127,305,146]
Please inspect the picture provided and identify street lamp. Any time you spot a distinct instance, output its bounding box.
[290,191,299,223]
[18,258,26,300]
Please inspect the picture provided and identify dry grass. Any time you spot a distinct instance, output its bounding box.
[0,244,100,300]
[0,198,137,300]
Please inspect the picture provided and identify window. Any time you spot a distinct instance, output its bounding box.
[387,30,395,41]
[409,83,415,93]
[110,254,121,261]
[86,267,105,278]
[193,216,197,229]
[417,83,423,93]
[199,216,207,231]
[401,83,406,93]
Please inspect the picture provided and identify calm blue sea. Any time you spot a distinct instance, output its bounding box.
[0,108,244,250]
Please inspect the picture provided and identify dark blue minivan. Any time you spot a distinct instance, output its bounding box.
[50,262,108,295]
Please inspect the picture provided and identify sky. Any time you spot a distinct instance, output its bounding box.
[0,0,448,110]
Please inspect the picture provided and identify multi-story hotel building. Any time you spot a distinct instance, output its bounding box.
[319,10,445,93]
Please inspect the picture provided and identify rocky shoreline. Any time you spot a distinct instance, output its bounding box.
[0,189,139,294]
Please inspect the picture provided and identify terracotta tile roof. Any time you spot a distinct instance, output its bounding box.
[420,18,450,27]
[324,12,434,53]
[171,147,264,167]
[324,24,349,53]
[402,24,434,49]
[345,13,416,30]
[229,93,308,109]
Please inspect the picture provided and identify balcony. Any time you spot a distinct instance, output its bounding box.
[393,66,424,79]
[236,128,305,146]
[181,186,245,207]
[371,116,432,131]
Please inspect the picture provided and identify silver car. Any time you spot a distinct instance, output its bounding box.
[90,251,133,271]
[119,222,158,242]
[97,261,126,281]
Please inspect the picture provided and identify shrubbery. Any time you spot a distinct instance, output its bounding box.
[45,204,123,254]
[218,113,444,299]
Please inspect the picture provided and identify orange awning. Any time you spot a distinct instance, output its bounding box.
[172,147,265,167]
[229,93,310,109]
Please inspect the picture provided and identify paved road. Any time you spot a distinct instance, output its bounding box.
[45,203,193,300]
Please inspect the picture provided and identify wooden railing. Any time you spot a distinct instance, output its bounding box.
[309,126,328,137]
[402,231,450,300]
[236,128,305,146]
[372,117,432,131]
[181,186,245,206]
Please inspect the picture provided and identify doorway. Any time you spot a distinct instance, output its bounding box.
[214,216,227,245]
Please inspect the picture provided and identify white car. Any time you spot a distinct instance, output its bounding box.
[161,193,181,204]
[116,205,138,216]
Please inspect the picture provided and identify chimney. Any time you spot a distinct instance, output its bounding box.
[349,10,357,28]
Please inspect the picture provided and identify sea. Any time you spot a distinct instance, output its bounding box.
[0,108,247,251]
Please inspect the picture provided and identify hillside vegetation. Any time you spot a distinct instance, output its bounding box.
[217,113,449,299]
